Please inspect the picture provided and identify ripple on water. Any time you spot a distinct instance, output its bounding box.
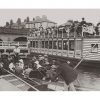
[77,68,100,90]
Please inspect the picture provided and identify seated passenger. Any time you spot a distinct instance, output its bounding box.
[15,59,24,75]
[45,60,58,81]
[34,60,42,69]
[44,54,48,58]
[51,60,57,70]
[0,61,3,75]
[43,58,52,70]
[29,56,37,70]
[9,62,15,72]
[23,65,33,78]
[0,59,3,69]
[2,55,9,70]
[18,59,24,69]
[44,58,49,65]
[38,55,44,61]
[38,55,45,66]
[8,55,13,63]
[0,57,4,75]
[13,45,20,63]
[0,62,3,68]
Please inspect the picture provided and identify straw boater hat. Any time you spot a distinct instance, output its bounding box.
[44,54,48,57]
[38,55,42,57]
[19,59,24,63]
[34,61,39,64]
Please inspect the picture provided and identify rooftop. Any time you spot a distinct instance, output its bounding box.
[26,15,57,24]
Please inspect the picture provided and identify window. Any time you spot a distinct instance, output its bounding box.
[49,32,52,38]
[32,41,35,47]
[58,41,62,50]
[69,40,75,51]
[63,40,68,50]
[49,41,52,49]
[91,44,98,53]
[75,40,81,50]
[58,30,62,38]
[53,41,57,49]
[36,41,38,48]
[45,41,48,48]
[45,32,48,38]
[42,41,45,48]
[30,41,32,47]
[53,30,57,38]
[63,29,67,38]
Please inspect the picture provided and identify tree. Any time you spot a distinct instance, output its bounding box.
[33,17,35,21]
[24,19,27,22]
[26,17,30,22]
[17,18,21,25]
[6,22,9,27]
[10,19,13,25]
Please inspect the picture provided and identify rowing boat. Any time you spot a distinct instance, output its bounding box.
[1,68,100,91]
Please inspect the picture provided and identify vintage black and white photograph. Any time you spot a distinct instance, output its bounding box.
[0,9,100,91]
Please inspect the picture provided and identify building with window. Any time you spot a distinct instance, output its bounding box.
[25,15,57,29]
[5,15,57,30]
[11,22,26,29]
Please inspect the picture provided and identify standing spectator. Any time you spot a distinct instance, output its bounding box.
[13,45,20,63]
[51,61,78,91]
[80,18,87,26]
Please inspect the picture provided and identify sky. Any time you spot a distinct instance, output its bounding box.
[0,9,100,26]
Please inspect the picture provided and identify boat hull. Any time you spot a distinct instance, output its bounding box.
[30,53,100,68]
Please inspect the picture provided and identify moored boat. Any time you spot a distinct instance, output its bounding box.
[27,19,100,68]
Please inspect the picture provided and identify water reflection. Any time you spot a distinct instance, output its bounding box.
[76,67,100,90]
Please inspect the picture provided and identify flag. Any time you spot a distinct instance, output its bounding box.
[82,25,95,34]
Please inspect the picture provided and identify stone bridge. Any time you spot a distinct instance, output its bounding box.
[0,27,29,42]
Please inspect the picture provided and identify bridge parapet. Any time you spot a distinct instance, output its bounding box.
[0,41,28,48]
[0,27,29,35]
[0,41,30,58]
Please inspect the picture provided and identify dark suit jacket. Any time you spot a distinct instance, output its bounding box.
[52,63,78,85]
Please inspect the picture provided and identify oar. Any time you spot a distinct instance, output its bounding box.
[2,68,39,91]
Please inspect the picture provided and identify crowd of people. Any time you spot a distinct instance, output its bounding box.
[29,18,100,39]
[0,45,78,91]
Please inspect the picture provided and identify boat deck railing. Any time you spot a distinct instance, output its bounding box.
[28,32,100,39]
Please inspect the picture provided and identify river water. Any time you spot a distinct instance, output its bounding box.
[76,67,100,91]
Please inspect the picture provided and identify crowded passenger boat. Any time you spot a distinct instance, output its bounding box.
[28,18,100,67]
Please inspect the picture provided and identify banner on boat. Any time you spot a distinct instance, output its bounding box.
[82,25,95,34]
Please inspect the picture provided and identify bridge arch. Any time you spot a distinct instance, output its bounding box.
[0,39,3,41]
[13,37,27,42]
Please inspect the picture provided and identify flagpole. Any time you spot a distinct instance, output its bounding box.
[82,26,84,37]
